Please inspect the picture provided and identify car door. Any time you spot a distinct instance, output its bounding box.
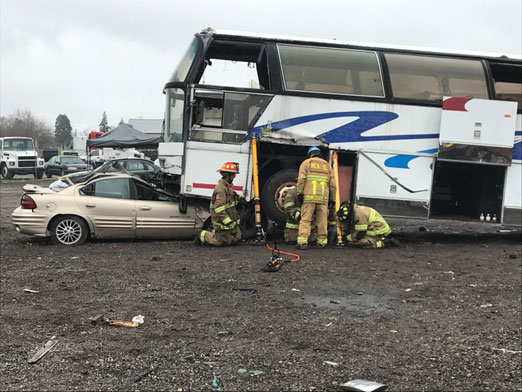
[47,156,58,175]
[134,179,195,238]
[122,160,148,180]
[77,177,136,238]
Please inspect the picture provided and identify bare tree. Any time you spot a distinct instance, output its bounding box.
[0,109,55,148]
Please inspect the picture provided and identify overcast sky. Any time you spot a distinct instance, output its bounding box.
[1,0,521,134]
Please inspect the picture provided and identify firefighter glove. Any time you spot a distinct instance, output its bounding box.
[291,209,301,221]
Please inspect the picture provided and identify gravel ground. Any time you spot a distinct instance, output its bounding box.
[1,177,521,391]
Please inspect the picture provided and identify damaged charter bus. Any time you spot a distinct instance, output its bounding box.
[158,28,521,228]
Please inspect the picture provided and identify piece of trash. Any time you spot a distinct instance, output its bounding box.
[469,284,477,287]
[390,330,398,333]
[249,370,264,376]
[418,226,427,232]
[492,347,522,354]
[509,254,518,259]
[443,271,455,275]
[323,361,339,366]
[340,379,388,392]
[238,368,247,374]
[414,282,424,286]
[330,300,341,304]
[90,314,139,327]
[395,339,401,343]
[71,256,79,259]
[291,288,300,292]
[132,315,145,324]
[23,289,39,293]
[405,288,411,292]
[325,322,333,327]
[480,303,493,308]
[498,229,515,233]
[28,336,58,364]
[211,376,221,391]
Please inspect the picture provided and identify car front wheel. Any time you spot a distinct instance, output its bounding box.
[50,215,88,245]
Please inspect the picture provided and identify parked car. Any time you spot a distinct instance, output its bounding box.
[65,158,162,185]
[44,155,89,177]
[12,174,196,245]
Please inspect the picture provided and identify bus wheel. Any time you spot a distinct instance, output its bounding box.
[261,169,298,226]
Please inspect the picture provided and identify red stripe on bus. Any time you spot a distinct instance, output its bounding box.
[193,183,244,191]
[442,97,472,111]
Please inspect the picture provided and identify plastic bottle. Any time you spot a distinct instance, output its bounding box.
[492,214,497,222]
[480,213,485,221]
[486,213,491,222]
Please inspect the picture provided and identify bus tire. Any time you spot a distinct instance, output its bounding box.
[260,169,298,226]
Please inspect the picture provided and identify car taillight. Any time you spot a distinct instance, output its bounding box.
[21,194,37,209]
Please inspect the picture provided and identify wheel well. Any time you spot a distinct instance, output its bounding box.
[47,214,91,237]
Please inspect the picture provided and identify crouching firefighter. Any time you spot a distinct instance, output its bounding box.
[337,202,399,248]
[195,162,242,246]
[283,185,317,244]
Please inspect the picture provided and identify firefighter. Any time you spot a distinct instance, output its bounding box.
[336,201,399,248]
[283,185,316,244]
[195,162,242,246]
[296,146,336,249]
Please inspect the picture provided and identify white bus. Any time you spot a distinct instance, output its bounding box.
[158,28,521,228]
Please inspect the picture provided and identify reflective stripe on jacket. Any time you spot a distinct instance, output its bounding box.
[296,156,336,204]
[210,178,241,230]
[342,204,391,240]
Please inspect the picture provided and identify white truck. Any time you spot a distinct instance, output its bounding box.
[89,148,147,168]
[0,137,45,179]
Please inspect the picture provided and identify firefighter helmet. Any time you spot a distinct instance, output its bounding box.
[337,201,353,222]
[307,146,321,157]
[217,162,239,174]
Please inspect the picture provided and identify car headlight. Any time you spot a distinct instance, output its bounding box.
[38,160,44,166]
[9,162,15,166]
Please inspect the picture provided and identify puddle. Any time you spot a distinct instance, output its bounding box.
[301,294,393,314]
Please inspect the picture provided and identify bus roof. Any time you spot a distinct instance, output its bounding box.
[204,28,522,62]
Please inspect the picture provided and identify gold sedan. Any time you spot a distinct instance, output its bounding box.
[12,174,197,245]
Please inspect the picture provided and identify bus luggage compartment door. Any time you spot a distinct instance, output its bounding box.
[355,151,434,219]
[438,97,517,165]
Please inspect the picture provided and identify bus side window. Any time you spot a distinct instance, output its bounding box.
[385,53,488,101]
[489,62,522,111]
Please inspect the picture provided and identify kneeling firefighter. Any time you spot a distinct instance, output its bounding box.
[196,162,242,246]
[283,185,317,244]
[337,202,399,248]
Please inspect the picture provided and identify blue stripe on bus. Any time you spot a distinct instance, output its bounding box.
[384,148,439,169]
[250,111,440,143]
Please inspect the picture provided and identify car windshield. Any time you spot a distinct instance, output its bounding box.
[61,157,85,164]
[3,138,34,151]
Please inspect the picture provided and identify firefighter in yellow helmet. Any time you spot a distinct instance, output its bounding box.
[195,162,242,246]
[337,201,399,248]
[282,185,317,244]
[296,146,336,249]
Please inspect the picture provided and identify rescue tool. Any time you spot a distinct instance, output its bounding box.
[250,133,265,244]
[332,152,344,246]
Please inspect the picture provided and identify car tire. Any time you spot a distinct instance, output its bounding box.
[260,169,298,226]
[1,164,14,180]
[35,170,43,179]
[50,215,88,246]
[45,169,52,178]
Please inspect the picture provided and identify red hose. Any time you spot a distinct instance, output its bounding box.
[265,243,301,262]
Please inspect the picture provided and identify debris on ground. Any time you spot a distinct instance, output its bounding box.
[340,379,388,391]
[28,336,58,364]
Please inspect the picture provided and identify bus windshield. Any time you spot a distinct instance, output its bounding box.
[169,37,198,83]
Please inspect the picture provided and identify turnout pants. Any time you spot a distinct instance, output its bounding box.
[348,235,386,248]
[297,202,328,246]
[201,228,242,246]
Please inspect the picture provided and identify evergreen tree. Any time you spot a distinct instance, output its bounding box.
[99,112,110,133]
[54,114,73,149]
